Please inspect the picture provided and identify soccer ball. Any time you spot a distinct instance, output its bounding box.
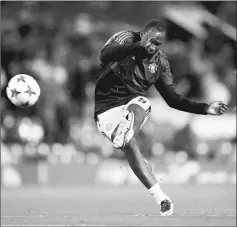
[6,74,40,108]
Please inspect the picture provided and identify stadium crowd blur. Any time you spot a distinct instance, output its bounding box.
[1,1,236,164]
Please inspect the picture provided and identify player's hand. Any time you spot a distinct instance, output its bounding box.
[206,101,228,115]
[140,35,157,54]
[140,40,157,55]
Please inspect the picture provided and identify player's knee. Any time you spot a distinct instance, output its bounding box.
[126,104,146,131]
[121,105,146,147]
[123,137,136,153]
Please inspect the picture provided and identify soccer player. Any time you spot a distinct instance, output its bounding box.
[94,19,228,216]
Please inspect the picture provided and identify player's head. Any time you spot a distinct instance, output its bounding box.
[140,19,166,54]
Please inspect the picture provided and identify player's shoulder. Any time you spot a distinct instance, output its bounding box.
[105,30,137,46]
[114,30,137,44]
[114,30,134,36]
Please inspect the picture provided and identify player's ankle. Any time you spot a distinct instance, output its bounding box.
[148,183,167,204]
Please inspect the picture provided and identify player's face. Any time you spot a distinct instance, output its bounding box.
[141,28,165,55]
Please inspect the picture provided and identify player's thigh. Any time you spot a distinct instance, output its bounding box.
[125,96,151,130]
[96,105,124,142]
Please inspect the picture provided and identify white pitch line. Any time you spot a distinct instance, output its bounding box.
[2,215,46,218]
[3,214,236,219]
[120,214,236,217]
[1,225,122,227]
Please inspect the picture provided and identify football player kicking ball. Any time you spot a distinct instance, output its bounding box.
[94,19,228,216]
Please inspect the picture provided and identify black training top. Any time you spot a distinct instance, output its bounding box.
[94,30,208,120]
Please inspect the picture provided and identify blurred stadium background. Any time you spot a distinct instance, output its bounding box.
[1,1,236,189]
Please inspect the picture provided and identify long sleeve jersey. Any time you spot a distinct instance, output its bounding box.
[94,30,208,120]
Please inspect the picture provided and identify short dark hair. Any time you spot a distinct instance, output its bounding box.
[144,19,166,33]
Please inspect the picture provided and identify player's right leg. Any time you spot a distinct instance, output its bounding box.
[111,97,173,216]
[120,126,173,216]
[96,98,173,215]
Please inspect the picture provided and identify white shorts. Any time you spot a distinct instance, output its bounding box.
[96,96,151,142]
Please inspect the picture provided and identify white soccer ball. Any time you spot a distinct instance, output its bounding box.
[6,74,40,108]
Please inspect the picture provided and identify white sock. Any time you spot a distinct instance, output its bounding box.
[148,183,167,204]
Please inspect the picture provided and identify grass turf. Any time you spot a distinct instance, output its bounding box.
[1,184,236,226]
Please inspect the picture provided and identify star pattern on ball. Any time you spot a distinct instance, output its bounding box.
[17,75,26,82]
[11,88,21,97]
[25,85,36,96]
